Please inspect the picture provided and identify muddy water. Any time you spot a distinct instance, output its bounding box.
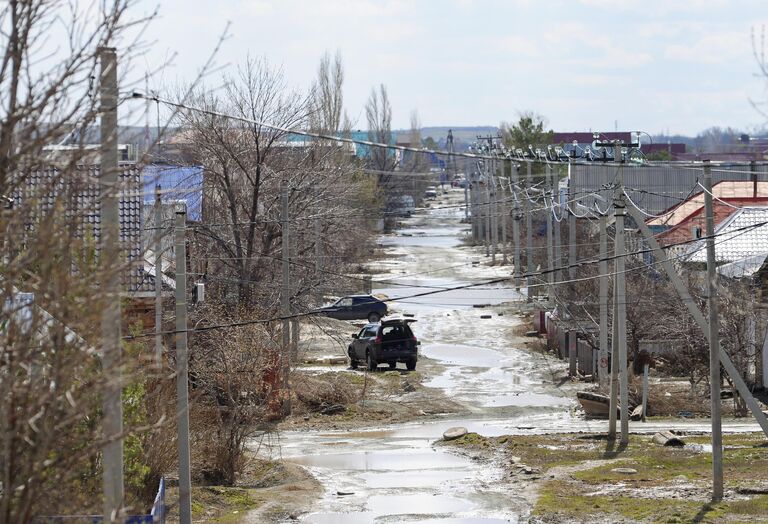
[267,192,577,522]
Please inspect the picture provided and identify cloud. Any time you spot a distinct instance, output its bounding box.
[664,31,751,64]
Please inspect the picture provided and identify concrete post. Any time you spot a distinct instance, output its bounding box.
[98,46,124,523]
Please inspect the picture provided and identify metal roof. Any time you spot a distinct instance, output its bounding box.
[685,207,768,264]
[13,165,150,293]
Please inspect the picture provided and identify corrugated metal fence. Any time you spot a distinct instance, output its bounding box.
[570,163,768,215]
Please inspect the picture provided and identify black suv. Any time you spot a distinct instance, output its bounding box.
[317,294,388,323]
[348,318,419,371]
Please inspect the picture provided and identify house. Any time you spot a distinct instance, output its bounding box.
[654,197,768,262]
[682,207,768,389]
[12,164,168,331]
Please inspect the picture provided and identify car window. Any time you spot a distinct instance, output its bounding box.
[362,326,378,338]
[353,297,369,305]
[339,298,353,307]
[357,328,367,338]
[381,325,408,341]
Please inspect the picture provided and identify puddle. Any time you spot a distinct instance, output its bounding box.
[483,391,568,408]
[288,450,468,471]
[359,468,471,488]
[368,493,475,514]
[422,343,511,368]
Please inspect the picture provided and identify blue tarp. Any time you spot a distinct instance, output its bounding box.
[143,165,203,221]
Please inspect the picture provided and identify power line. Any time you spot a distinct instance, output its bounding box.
[123,217,764,341]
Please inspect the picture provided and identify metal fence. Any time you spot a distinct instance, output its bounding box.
[570,162,768,215]
[33,477,165,524]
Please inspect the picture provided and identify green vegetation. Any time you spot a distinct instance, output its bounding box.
[443,432,768,523]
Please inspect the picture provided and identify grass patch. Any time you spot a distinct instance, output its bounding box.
[444,432,768,523]
[535,481,729,523]
[170,485,262,523]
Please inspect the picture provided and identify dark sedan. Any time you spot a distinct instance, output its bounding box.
[316,294,388,323]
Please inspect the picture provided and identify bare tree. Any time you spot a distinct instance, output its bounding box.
[365,83,394,172]
[0,1,184,521]
[406,109,428,172]
[310,50,346,134]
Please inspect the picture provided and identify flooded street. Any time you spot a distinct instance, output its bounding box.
[268,191,761,523]
[270,191,573,523]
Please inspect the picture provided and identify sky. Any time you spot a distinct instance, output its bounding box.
[134,0,768,136]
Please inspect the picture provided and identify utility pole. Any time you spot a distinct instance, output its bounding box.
[568,160,577,282]
[98,46,124,523]
[526,161,534,302]
[553,171,562,286]
[470,169,479,243]
[464,166,470,222]
[598,214,609,387]
[488,159,498,263]
[703,159,724,500]
[612,143,629,445]
[174,205,192,524]
[483,160,496,259]
[281,183,291,414]
[500,160,508,265]
[512,163,522,291]
[154,185,163,366]
[546,163,555,304]
[608,276,619,439]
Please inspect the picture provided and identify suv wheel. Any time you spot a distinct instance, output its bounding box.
[406,358,416,371]
[367,351,377,371]
[368,312,381,323]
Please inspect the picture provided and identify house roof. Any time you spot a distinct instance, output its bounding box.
[647,181,768,228]
[717,252,768,278]
[685,207,768,264]
[655,197,768,245]
[13,165,150,293]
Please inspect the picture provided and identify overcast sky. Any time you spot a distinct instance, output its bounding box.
[138,0,768,136]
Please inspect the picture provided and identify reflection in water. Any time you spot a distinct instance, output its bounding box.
[288,450,467,471]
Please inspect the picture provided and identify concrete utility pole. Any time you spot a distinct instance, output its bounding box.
[608,277,619,439]
[174,205,192,524]
[703,159,724,500]
[471,169,480,243]
[568,160,577,282]
[489,160,499,265]
[500,160,508,265]
[484,162,491,257]
[613,144,629,445]
[553,172,562,286]
[154,185,163,366]
[490,159,499,263]
[98,46,124,523]
[526,161,534,302]
[486,161,495,262]
[546,163,555,304]
[512,163,522,291]
[598,214,609,387]
[281,183,291,414]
